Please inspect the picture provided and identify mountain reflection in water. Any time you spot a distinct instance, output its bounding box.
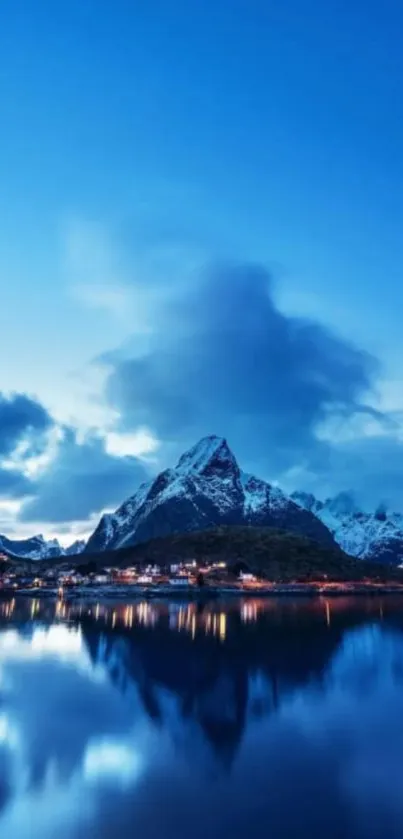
[0,595,403,838]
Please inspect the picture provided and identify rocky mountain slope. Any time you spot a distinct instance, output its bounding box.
[86,436,335,554]
[291,491,403,565]
[0,534,85,561]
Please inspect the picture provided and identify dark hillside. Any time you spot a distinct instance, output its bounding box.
[32,526,403,583]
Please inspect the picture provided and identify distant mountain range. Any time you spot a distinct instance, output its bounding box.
[4,435,403,565]
[291,491,403,565]
[0,534,85,562]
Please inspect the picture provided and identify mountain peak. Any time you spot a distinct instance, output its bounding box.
[175,435,239,478]
[324,492,358,517]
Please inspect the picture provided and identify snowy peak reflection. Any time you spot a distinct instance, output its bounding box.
[85,597,403,729]
[328,624,403,694]
[2,596,403,775]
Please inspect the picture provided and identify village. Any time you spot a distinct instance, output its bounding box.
[0,554,269,598]
[0,552,402,600]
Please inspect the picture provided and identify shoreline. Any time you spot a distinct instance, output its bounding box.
[5,582,403,601]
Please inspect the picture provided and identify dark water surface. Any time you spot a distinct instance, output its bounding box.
[1,595,403,838]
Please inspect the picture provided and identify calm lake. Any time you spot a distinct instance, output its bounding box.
[1,595,403,838]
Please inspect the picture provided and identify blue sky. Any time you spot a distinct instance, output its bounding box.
[0,0,403,541]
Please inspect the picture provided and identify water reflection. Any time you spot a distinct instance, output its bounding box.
[1,595,403,838]
[0,592,366,635]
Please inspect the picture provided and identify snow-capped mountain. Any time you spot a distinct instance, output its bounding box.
[86,435,335,553]
[0,534,86,561]
[291,491,403,565]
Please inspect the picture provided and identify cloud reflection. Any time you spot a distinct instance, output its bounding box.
[84,740,142,786]
[0,622,152,838]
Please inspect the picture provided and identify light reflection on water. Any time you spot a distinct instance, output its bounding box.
[0,595,403,838]
[1,591,365,636]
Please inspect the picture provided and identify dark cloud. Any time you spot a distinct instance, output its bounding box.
[0,393,53,458]
[19,427,148,523]
[102,263,378,476]
[0,391,148,523]
[0,468,33,499]
[0,392,52,504]
[0,271,394,523]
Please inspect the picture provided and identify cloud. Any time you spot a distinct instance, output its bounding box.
[0,393,53,458]
[0,470,33,500]
[19,427,148,523]
[64,218,151,330]
[71,283,134,321]
[0,388,151,530]
[306,435,403,510]
[0,392,52,506]
[0,264,398,525]
[101,263,378,477]
[63,219,126,296]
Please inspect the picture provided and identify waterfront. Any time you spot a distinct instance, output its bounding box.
[1,596,403,837]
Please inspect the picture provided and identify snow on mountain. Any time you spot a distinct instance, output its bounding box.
[291,491,403,565]
[0,533,86,561]
[86,435,335,554]
[64,539,87,556]
[176,435,240,477]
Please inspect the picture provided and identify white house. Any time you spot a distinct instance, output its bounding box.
[239,572,256,583]
[137,574,152,584]
[94,574,109,584]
